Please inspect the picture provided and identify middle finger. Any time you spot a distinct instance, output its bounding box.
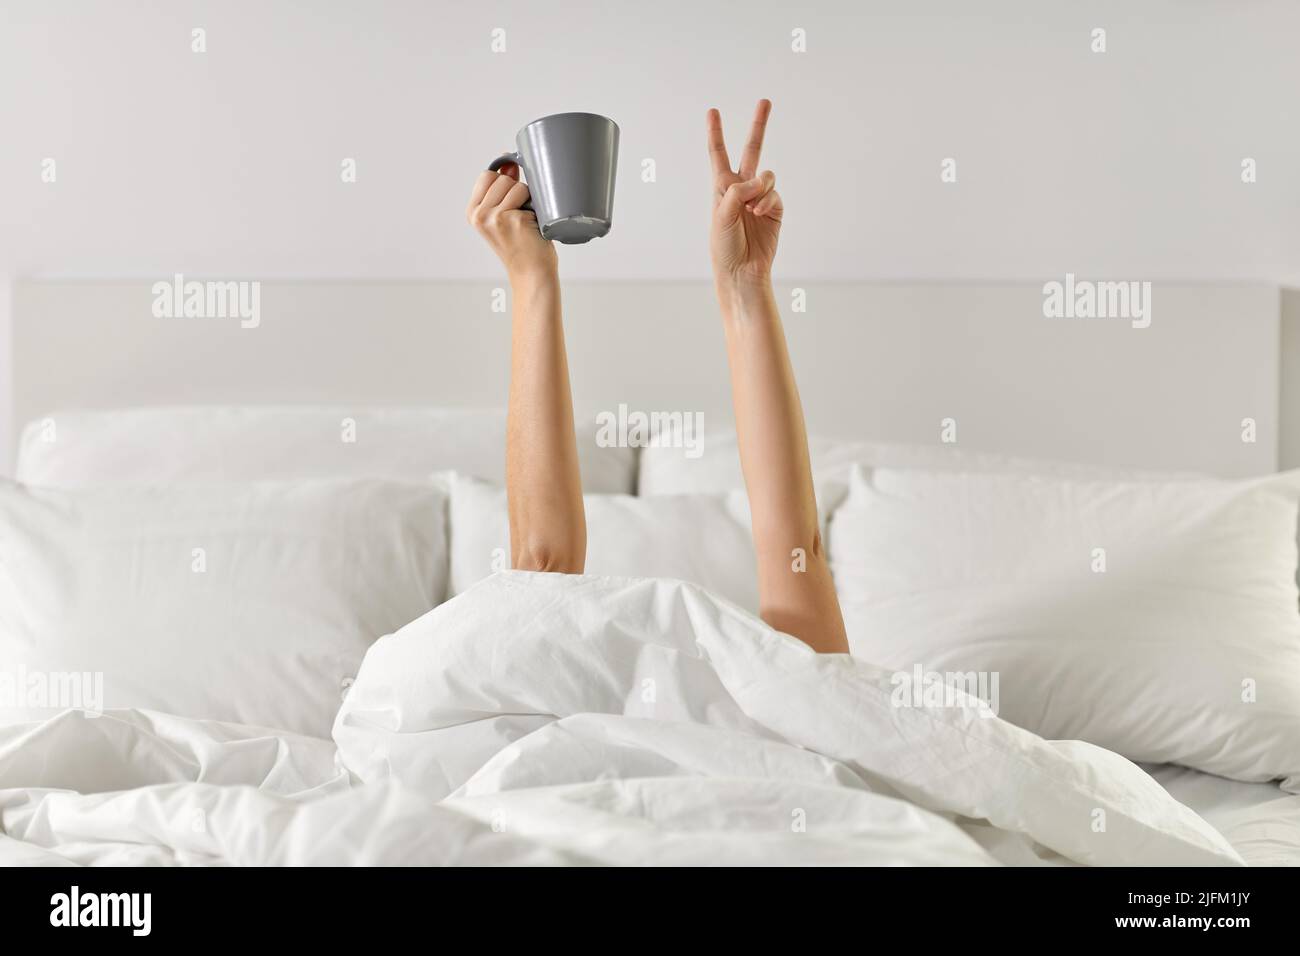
[738,98,772,179]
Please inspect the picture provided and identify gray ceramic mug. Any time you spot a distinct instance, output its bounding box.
[488,112,619,244]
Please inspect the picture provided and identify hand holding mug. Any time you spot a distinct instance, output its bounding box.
[466,167,558,282]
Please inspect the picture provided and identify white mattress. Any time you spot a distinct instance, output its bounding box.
[1145,764,1300,866]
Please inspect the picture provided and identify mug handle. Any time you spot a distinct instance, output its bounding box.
[487,152,533,212]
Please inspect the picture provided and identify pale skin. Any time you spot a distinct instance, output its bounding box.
[467,99,848,654]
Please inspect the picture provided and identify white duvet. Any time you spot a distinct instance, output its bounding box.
[0,573,1245,866]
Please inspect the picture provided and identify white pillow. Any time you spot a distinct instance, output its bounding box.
[17,406,636,494]
[639,424,1199,506]
[447,474,757,611]
[829,465,1300,789]
[0,478,447,737]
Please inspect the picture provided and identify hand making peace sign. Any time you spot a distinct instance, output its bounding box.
[707,98,783,286]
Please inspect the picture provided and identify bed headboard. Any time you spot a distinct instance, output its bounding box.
[8,279,1293,479]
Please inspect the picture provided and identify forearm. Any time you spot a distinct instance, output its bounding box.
[506,273,586,572]
[718,277,848,653]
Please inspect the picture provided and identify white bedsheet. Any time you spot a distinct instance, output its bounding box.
[1145,764,1300,867]
[0,572,1283,867]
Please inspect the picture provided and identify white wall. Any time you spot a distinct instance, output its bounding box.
[1,0,1297,282]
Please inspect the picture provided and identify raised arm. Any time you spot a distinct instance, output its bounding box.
[707,100,848,654]
[468,167,586,573]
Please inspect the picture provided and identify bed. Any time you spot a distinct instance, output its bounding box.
[2,405,1298,867]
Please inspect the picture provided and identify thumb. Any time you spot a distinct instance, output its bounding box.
[717,174,764,215]
[719,172,773,216]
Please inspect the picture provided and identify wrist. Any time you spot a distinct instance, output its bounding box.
[714,272,776,318]
[509,266,559,295]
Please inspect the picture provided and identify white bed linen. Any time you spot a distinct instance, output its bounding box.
[16,406,637,494]
[0,477,448,737]
[830,466,1300,788]
[447,473,757,609]
[0,573,1258,867]
[1145,765,1300,868]
[638,425,1202,502]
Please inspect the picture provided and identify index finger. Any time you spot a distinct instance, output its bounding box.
[467,169,499,210]
[706,108,731,175]
[738,98,772,179]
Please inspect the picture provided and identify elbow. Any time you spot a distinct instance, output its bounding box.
[512,537,586,575]
[808,526,828,563]
[752,514,826,566]
[764,524,827,567]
